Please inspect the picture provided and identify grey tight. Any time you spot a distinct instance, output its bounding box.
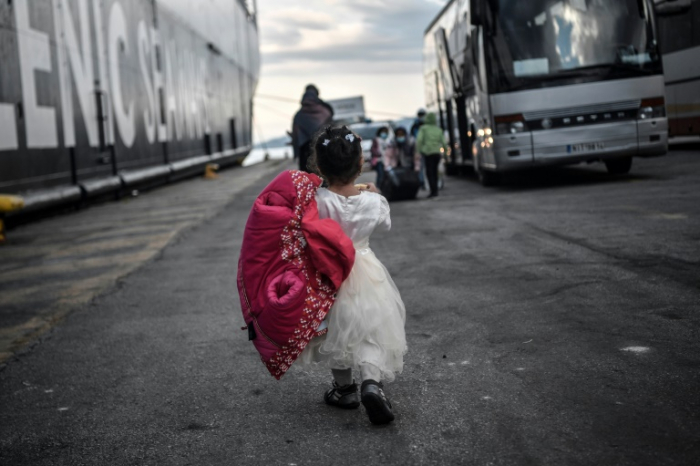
[332,364,381,386]
[331,369,353,386]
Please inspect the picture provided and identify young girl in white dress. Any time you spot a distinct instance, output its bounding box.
[296,125,407,425]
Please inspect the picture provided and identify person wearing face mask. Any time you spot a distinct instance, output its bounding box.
[410,109,427,189]
[385,127,420,172]
[370,126,391,188]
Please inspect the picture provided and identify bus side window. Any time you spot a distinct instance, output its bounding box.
[657,3,693,54]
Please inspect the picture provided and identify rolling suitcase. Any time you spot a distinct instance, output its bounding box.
[381,167,421,201]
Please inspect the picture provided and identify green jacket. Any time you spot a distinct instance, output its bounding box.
[416,113,445,156]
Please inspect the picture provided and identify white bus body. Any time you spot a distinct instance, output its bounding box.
[424,0,669,185]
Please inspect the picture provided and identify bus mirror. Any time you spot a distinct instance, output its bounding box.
[470,0,483,25]
[463,73,476,97]
[654,0,692,16]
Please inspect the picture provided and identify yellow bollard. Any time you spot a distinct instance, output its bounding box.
[0,195,25,243]
[204,163,219,180]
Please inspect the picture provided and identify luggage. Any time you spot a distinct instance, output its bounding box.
[380,167,421,201]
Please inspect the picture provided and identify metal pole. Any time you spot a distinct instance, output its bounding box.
[455,97,471,169]
[445,99,457,166]
[434,73,446,131]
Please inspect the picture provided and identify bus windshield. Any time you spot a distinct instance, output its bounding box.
[486,0,663,93]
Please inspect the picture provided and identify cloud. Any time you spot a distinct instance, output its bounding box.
[268,9,334,31]
[263,36,416,64]
[253,0,449,142]
[262,58,423,77]
[258,6,336,49]
[261,26,303,47]
[257,0,448,73]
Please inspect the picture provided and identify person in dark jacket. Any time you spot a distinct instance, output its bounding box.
[291,85,334,172]
[410,108,426,138]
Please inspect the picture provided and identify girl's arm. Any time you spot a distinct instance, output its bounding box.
[357,182,380,194]
[378,196,391,231]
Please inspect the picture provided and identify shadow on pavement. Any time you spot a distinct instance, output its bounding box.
[494,166,658,192]
[668,141,700,152]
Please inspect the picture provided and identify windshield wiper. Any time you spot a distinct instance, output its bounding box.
[519,62,655,81]
[505,62,657,92]
[607,62,657,74]
[514,66,608,84]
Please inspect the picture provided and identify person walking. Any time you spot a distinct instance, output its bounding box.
[298,125,407,425]
[291,84,334,172]
[416,112,446,198]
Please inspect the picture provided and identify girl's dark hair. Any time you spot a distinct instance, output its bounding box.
[308,125,363,186]
[375,126,389,137]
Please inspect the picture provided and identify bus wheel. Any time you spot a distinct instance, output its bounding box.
[605,157,633,175]
[445,163,460,176]
[473,152,500,187]
[478,169,501,187]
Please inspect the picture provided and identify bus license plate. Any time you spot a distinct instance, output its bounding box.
[568,142,604,153]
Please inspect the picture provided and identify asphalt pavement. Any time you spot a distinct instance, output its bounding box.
[1,147,699,465]
[0,160,289,365]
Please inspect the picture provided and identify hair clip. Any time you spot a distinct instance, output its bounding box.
[345,134,355,143]
[322,139,331,146]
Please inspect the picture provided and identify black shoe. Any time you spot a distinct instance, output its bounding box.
[361,380,395,424]
[324,381,360,409]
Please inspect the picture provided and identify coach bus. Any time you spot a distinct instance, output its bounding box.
[424,0,669,186]
[655,0,700,138]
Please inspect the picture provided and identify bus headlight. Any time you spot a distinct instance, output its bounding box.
[495,114,529,135]
[638,97,665,120]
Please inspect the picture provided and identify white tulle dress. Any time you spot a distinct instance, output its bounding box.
[296,188,407,382]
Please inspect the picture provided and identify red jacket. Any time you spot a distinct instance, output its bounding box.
[237,170,355,379]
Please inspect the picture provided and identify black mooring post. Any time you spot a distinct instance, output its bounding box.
[204,133,212,155]
[69,147,78,185]
[162,141,169,165]
[109,144,118,177]
[69,146,82,210]
[110,144,119,200]
[230,118,238,150]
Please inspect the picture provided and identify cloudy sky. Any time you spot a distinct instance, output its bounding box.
[253,0,448,142]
